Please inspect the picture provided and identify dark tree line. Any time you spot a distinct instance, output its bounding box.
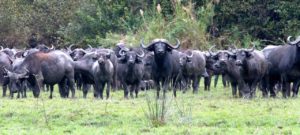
[0,0,299,48]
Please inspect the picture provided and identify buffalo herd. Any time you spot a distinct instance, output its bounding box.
[1,36,300,99]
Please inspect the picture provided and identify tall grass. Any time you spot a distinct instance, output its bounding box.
[143,93,169,127]
[97,0,214,49]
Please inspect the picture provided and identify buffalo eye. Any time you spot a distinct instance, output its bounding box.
[213,56,218,60]
[106,54,111,59]
[186,57,192,62]
[92,56,98,61]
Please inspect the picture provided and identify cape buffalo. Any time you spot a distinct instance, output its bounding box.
[5,50,75,98]
[141,38,180,98]
[179,50,208,93]
[117,48,144,98]
[235,46,269,98]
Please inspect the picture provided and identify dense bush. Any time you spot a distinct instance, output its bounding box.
[0,0,299,49]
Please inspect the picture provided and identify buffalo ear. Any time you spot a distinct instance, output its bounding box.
[146,45,154,52]
[117,56,127,64]
[70,51,74,57]
[246,52,252,58]
[136,57,143,64]
[166,45,173,52]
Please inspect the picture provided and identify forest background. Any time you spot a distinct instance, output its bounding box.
[0,0,299,49]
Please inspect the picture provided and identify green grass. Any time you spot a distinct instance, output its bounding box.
[0,80,300,135]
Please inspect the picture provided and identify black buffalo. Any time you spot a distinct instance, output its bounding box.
[179,50,208,93]
[5,57,27,98]
[262,36,300,97]
[211,49,246,97]
[92,51,114,99]
[234,46,269,98]
[141,38,180,98]
[0,49,12,97]
[117,48,144,98]
[5,50,75,98]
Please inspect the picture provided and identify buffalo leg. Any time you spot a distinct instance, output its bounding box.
[106,82,110,99]
[204,76,211,91]
[268,81,276,98]
[2,85,7,97]
[162,78,170,98]
[82,83,89,98]
[292,80,300,97]
[17,90,20,99]
[155,80,160,99]
[192,76,200,94]
[129,85,135,99]
[222,74,227,87]
[123,84,129,99]
[99,82,105,99]
[214,75,219,88]
[231,82,237,98]
[10,89,13,99]
[58,82,66,98]
[134,84,139,98]
[67,78,75,98]
[49,85,54,99]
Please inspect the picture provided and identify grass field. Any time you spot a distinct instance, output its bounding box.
[0,80,300,135]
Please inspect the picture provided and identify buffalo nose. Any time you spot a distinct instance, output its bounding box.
[220,60,226,65]
[98,59,104,64]
[179,59,183,66]
[157,50,164,54]
[214,63,221,69]
[128,60,135,64]
[236,60,242,66]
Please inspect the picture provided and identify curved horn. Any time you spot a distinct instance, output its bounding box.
[287,36,292,44]
[209,45,216,55]
[287,36,300,45]
[140,39,148,49]
[88,44,93,49]
[68,44,75,51]
[0,46,3,51]
[225,51,234,56]
[247,42,255,52]
[186,51,194,58]
[166,38,180,49]
[137,50,145,58]
[118,48,127,56]
[50,45,55,50]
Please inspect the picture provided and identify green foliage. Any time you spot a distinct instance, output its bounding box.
[214,0,300,47]
[0,0,81,47]
[0,0,299,48]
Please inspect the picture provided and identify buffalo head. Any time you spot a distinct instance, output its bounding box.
[235,43,255,66]
[97,51,111,65]
[140,38,180,56]
[118,48,144,65]
[4,68,28,93]
[179,50,193,67]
